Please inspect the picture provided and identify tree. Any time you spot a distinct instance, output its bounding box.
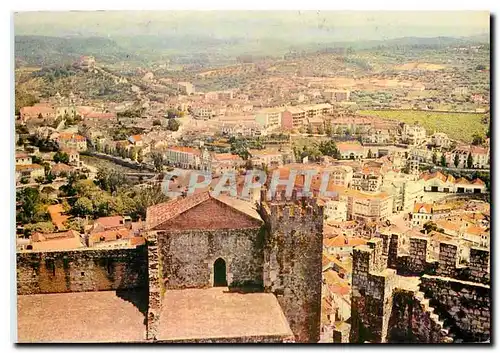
[440,154,447,167]
[151,152,164,173]
[73,197,94,217]
[454,154,460,168]
[318,140,339,158]
[137,150,144,164]
[471,134,485,146]
[306,124,313,134]
[153,119,162,127]
[325,123,332,137]
[367,149,373,159]
[317,124,324,135]
[16,187,47,224]
[32,155,42,164]
[167,118,180,132]
[432,152,438,165]
[53,151,69,164]
[95,168,129,193]
[422,221,443,234]
[467,153,474,169]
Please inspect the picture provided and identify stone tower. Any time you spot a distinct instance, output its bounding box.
[259,189,324,343]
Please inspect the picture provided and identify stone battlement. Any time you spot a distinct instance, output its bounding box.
[351,231,491,343]
[260,189,324,229]
[373,231,489,285]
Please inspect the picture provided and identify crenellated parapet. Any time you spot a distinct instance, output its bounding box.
[352,229,490,343]
[372,231,490,285]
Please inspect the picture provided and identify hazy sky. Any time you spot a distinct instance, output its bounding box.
[14,11,490,41]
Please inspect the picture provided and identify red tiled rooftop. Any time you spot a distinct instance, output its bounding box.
[167,146,201,155]
[413,203,433,214]
[94,216,125,229]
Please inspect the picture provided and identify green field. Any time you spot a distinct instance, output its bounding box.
[358,110,488,143]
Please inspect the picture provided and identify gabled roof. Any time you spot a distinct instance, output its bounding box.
[413,203,433,214]
[146,192,262,231]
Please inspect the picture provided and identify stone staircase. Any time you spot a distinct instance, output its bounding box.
[414,290,454,343]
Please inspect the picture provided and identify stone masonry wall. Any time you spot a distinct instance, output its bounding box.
[260,193,324,343]
[350,239,397,343]
[353,232,491,343]
[17,246,148,295]
[420,275,491,342]
[157,228,264,290]
[388,289,448,343]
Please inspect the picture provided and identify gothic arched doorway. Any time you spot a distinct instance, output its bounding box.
[213,258,227,287]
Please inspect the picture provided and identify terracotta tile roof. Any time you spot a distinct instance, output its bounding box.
[129,134,143,142]
[129,236,146,246]
[466,225,487,236]
[413,203,433,214]
[213,153,243,162]
[16,164,43,172]
[336,142,364,152]
[30,230,83,251]
[93,216,125,229]
[17,291,146,342]
[471,146,488,155]
[146,192,211,230]
[167,146,201,155]
[51,163,74,174]
[472,178,485,185]
[16,152,30,159]
[20,106,55,116]
[435,219,460,232]
[324,235,367,248]
[146,192,261,230]
[57,133,86,142]
[455,177,471,185]
[89,228,132,243]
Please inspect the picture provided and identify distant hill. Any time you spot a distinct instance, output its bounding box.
[15,33,490,68]
[15,35,138,67]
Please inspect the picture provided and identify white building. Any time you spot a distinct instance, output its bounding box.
[402,124,427,146]
[323,200,348,223]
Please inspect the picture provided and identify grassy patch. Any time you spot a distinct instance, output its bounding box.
[358,110,488,143]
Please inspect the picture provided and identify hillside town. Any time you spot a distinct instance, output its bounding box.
[14,12,490,344]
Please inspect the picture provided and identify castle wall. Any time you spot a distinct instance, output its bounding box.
[350,239,396,343]
[388,290,448,343]
[420,275,490,342]
[157,228,264,289]
[17,246,147,295]
[261,194,324,343]
[353,232,491,343]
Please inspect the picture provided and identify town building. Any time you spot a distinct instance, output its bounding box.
[402,123,427,146]
[16,152,32,166]
[255,107,285,131]
[322,200,348,223]
[53,133,87,152]
[323,89,351,102]
[16,164,45,182]
[164,146,211,171]
[429,132,451,149]
[411,202,434,227]
[336,142,365,160]
[281,107,306,130]
[177,82,195,95]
